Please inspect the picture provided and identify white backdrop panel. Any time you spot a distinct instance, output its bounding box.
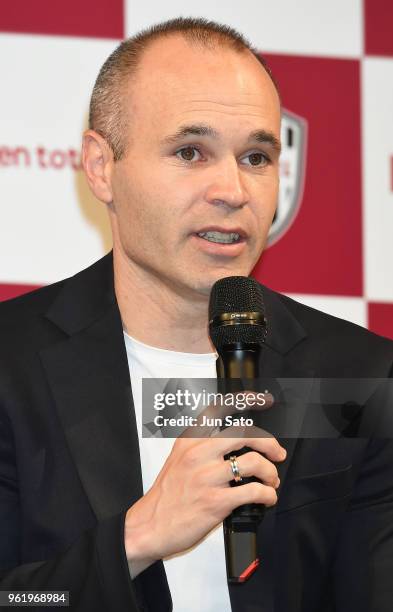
[362,57,393,302]
[286,294,367,328]
[125,0,363,58]
[0,34,117,284]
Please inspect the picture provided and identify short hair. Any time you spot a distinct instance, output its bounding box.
[89,17,280,162]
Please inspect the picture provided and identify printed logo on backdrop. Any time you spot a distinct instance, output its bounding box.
[0,146,81,171]
[267,108,308,247]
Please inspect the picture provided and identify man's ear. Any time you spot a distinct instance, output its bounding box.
[82,130,114,204]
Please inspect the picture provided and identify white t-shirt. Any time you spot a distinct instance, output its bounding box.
[124,332,232,611]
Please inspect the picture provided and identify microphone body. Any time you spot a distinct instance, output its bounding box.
[208,277,267,583]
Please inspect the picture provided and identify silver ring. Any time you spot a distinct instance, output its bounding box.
[229,455,242,483]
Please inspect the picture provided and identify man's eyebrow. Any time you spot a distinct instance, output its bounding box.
[160,124,218,144]
[249,129,281,154]
[160,123,281,154]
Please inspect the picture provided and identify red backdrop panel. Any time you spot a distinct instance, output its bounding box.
[0,0,124,39]
[368,302,393,340]
[253,54,362,297]
[0,283,41,302]
[364,0,393,57]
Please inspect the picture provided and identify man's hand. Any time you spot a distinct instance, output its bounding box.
[124,401,286,578]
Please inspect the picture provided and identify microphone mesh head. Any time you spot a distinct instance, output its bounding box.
[209,276,267,350]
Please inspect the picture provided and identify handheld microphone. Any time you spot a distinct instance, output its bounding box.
[208,276,267,583]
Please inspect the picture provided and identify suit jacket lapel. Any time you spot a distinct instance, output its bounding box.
[40,254,143,520]
[260,286,313,485]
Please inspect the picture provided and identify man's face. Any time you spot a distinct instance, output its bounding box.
[109,36,281,299]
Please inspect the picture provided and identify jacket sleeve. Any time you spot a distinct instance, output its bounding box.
[0,511,142,612]
[0,403,142,612]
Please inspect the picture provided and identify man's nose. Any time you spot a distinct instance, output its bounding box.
[205,158,250,209]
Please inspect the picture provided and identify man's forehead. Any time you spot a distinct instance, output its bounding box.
[133,34,271,93]
[132,65,279,117]
[126,35,281,136]
[139,93,281,143]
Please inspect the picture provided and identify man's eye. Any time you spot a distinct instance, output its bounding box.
[243,152,270,167]
[176,146,202,162]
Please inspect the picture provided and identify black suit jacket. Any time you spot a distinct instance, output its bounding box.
[1,253,393,612]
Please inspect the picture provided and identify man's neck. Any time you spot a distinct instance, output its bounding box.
[113,253,215,354]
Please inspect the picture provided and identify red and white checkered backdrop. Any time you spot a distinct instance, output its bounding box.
[1,0,392,339]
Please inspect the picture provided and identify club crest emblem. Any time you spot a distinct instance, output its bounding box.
[267,108,308,247]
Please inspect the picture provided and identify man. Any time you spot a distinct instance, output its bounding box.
[1,17,393,612]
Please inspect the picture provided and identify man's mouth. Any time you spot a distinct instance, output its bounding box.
[196,231,241,244]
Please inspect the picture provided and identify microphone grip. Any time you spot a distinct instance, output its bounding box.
[224,446,265,582]
[216,346,264,582]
